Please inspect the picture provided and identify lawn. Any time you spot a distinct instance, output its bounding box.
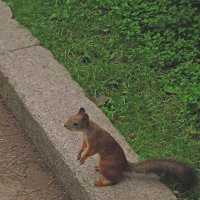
[5,0,200,199]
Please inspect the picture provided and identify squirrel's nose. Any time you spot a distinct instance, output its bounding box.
[63,124,67,128]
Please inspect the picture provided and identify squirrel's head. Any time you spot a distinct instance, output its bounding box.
[64,107,89,131]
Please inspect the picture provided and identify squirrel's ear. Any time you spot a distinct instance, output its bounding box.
[82,113,89,123]
[78,107,85,115]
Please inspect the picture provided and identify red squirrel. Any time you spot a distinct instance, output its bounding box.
[64,107,198,189]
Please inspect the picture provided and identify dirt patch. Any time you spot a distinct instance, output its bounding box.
[0,94,71,200]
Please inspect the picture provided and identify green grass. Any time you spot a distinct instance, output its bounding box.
[5,0,200,199]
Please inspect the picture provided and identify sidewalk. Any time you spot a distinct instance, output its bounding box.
[0,1,176,199]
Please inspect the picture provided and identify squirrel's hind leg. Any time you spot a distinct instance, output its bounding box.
[95,179,114,186]
[95,160,123,186]
[96,168,122,186]
[94,169,122,186]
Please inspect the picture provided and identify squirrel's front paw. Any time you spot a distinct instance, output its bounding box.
[79,157,85,165]
[77,153,81,161]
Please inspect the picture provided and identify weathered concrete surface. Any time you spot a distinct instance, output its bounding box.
[0,1,39,54]
[0,1,177,199]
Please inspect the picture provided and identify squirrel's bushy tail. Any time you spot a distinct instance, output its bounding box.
[127,159,198,190]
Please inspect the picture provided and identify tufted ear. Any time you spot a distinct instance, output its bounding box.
[82,113,89,124]
[78,107,85,115]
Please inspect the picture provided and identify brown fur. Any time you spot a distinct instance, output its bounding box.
[64,108,198,189]
[128,159,198,190]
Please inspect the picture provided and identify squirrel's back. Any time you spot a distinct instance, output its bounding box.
[92,123,128,165]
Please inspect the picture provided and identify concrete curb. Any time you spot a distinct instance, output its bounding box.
[0,1,176,199]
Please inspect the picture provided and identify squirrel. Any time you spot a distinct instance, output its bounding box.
[64,107,198,189]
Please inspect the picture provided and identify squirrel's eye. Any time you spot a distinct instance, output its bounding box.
[73,122,78,127]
